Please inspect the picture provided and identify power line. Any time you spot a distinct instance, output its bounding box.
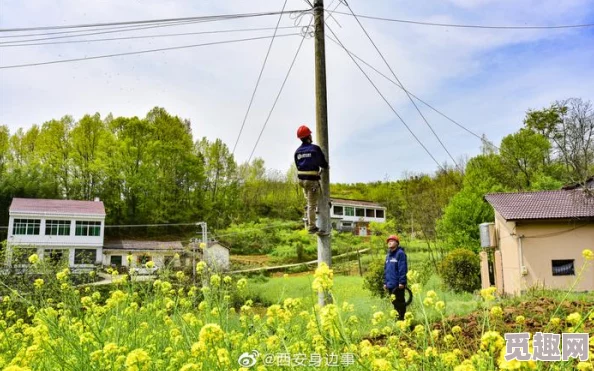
[0,33,300,69]
[104,222,199,228]
[0,19,223,45]
[248,19,312,162]
[0,26,302,48]
[325,24,447,173]
[0,20,203,39]
[327,10,594,30]
[324,34,492,148]
[231,0,290,156]
[0,10,309,33]
[341,2,460,169]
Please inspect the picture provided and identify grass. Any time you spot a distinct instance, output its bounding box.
[246,273,480,335]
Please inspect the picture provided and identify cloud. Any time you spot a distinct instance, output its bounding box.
[1,0,593,183]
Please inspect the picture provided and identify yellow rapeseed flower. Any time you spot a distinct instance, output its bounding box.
[28,254,39,264]
[567,312,582,326]
[196,261,206,273]
[582,249,594,261]
[435,301,446,312]
[198,323,225,344]
[371,359,391,371]
[490,306,503,318]
[124,348,151,371]
[312,263,333,293]
[480,331,505,354]
[372,311,385,325]
[480,287,496,302]
[33,279,44,289]
[452,326,462,334]
[210,274,221,287]
[179,364,202,371]
[454,360,476,371]
[515,315,525,325]
[237,278,248,290]
[56,268,70,281]
[406,270,419,282]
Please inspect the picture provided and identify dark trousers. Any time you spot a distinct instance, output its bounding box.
[391,287,406,320]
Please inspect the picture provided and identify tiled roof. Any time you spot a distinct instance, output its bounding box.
[10,198,105,216]
[330,198,384,208]
[104,240,184,251]
[484,190,594,220]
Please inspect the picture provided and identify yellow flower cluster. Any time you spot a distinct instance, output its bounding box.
[312,262,333,293]
[2,259,592,371]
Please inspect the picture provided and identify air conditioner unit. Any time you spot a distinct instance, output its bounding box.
[479,222,497,248]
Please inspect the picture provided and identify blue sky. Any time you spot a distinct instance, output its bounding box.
[1,0,593,183]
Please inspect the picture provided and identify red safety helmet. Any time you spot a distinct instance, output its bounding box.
[297,125,312,139]
[386,234,400,243]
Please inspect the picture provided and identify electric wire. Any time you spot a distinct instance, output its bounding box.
[231,0,290,155]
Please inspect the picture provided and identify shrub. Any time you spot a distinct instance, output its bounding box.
[439,248,481,292]
[363,257,388,298]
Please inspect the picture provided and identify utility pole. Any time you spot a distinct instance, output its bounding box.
[193,222,207,284]
[314,0,332,305]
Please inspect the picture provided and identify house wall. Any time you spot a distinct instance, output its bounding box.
[494,211,521,295]
[493,211,594,294]
[102,251,183,269]
[8,213,104,247]
[330,203,386,224]
[204,245,230,271]
[517,221,594,293]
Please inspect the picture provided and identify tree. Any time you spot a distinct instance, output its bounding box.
[0,125,9,176]
[525,98,594,182]
[70,113,112,200]
[500,129,551,190]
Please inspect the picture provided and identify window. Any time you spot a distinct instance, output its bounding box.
[356,208,365,217]
[552,260,574,276]
[46,220,71,236]
[75,221,101,236]
[75,249,96,265]
[13,219,40,235]
[137,254,152,265]
[345,207,354,216]
[110,255,122,266]
[366,209,375,218]
[333,206,344,216]
[45,249,66,264]
[376,209,385,218]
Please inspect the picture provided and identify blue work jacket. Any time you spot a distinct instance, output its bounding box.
[384,247,407,290]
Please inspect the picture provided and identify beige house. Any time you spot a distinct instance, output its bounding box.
[481,189,594,295]
[102,240,187,274]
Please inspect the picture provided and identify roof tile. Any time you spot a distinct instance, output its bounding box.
[10,198,105,216]
[484,190,594,220]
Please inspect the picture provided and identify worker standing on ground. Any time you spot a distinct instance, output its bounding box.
[383,234,408,321]
[294,124,329,235]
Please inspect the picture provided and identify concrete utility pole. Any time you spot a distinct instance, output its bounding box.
[193,222,207,284]
[314,0,332,305]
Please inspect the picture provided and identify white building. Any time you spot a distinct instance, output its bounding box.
[6,198,105,269]
[330,198,387,236]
